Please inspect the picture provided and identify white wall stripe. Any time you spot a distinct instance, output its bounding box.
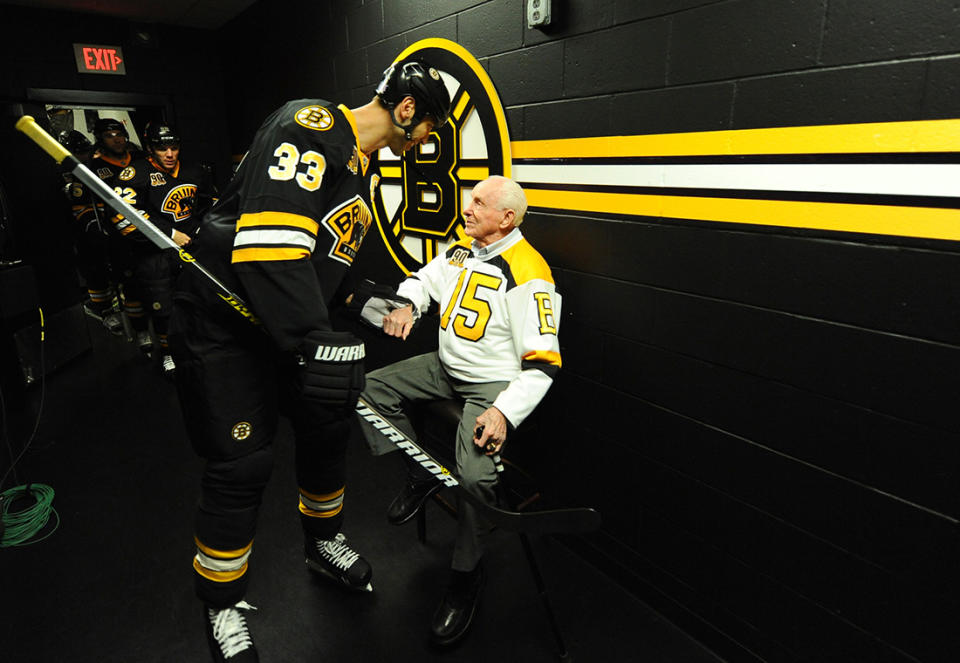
[511,163,960,198]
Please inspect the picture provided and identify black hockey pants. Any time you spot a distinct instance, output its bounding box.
[169,300,351,607]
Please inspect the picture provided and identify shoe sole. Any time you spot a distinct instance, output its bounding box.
[388,481,445,526]
[305,558,373,592]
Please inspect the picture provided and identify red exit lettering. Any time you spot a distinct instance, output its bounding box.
[82,47,123,71]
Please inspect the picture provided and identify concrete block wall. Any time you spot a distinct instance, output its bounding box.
[221,2,960,660]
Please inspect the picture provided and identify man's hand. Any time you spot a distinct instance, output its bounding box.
[473,406,508,456]
[172,229,192,247]
[383,304,414,340]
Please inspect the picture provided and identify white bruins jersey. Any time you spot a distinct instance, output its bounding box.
[397,228,562,427]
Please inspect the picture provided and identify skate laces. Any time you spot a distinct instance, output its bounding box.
[316,533,360,570]
[209,600,257,657]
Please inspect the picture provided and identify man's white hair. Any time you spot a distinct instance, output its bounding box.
[489,175,528,227]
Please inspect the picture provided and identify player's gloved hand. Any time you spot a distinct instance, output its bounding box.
[64,182,83,200]
[297,330,366,413]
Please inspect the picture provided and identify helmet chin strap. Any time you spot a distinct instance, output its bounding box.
[390,105,418,141]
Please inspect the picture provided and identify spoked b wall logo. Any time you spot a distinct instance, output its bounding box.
[373,39,512,274]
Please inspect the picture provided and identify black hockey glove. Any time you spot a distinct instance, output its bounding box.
[298,330,366,413]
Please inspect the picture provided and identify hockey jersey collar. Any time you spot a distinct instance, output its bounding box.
[338,104,370,177]
[97,152,132,168]
[148,155,180,178]
[472,227,523,260]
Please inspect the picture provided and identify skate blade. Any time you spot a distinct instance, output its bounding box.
[305,559,373,592]
[82,307,105,322]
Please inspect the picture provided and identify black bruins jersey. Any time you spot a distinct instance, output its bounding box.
[183,99,380,351]
[111,156,216,241]
[63,151,136,230]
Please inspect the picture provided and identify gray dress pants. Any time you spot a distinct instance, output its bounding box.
[358,352,508,571]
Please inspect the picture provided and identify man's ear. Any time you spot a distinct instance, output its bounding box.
[397,96,416,123]
[499,208,515,230]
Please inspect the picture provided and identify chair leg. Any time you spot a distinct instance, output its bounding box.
[519,532,572,661]
[493,453,573,660]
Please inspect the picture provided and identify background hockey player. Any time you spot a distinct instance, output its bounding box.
[56,129,123,336]
[167,59,451,662]
[109,122,217,375]
[88,118,154,350]
[356,175,563,647]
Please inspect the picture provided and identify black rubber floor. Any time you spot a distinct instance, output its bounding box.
[1,317,723,663]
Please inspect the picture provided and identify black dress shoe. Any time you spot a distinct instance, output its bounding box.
[387,477,443,525]
[430,565,484,647]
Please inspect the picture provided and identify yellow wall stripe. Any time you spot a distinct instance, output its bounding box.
[524,188,960,242]
[237,211,319,234]
[511,119,960,159]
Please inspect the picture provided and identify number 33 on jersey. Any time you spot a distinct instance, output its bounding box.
[222,100,379,273]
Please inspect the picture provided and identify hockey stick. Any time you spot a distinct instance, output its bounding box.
[14,115,259,325]
[356,397,601,535]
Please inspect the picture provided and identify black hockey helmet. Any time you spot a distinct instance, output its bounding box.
[376,59,451,138]
[143,123,181,150]
[57,129,93,155]
[92,118,128,140]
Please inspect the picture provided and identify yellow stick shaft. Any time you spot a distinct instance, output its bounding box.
[15,115,71,164]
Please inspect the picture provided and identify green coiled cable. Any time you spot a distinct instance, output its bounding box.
[0,483,59,547]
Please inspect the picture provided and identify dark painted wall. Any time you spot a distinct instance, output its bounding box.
[230,1,960,661]
[0,4,232,312]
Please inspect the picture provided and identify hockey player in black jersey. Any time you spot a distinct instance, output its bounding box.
[57,129,124,336]
[168,59,451,663]
[86,118,157,347]
[110,122,217,375]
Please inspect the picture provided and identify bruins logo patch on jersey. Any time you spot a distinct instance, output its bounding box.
[295,105,334,131]
[231,422,252,441]
[162,184,198,221]
[320,194,373,265]
[119,166,136,181]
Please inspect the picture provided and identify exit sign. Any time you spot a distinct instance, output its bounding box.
[73,43,126,75]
